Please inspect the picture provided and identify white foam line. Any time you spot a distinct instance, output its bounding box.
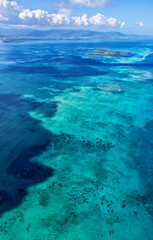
[139,51,153,62]
[0,61,15,64]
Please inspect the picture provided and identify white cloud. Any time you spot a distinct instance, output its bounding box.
[90,13,107,25]
[0,0,125,28]
[19,9,71,25]
[107,17,118,27]
[50,13,71,25]
[89,13,124,28]
[73,13,89,26]
[120,21,125,29]
[19,9,50,25]
[136,21,144,27]
[69,0,108,8]
[0,0,20,23]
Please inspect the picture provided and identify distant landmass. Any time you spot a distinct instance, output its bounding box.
[0,28,151,42]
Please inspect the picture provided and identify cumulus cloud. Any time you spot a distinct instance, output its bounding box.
[136,21,144,27]
[0,0,20,22]
[0,0,125,28]
[89,13,123,27]
[69,0,108,8]
[90,13,107,25]
[19,9,71,25]
[72,14,89,26]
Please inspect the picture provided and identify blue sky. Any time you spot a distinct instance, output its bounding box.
[0,0,152,35]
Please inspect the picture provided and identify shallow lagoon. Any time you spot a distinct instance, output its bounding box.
[0,39,153,239]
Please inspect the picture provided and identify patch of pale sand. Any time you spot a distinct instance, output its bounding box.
[111,66,153,82]
[29,86,152,147]
[103,149,143,196]
[29,88,123,140]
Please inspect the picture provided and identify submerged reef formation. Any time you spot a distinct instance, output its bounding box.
[93,83,124,93]
[89,48,131,56]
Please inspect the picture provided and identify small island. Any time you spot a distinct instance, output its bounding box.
[89,48,131,56]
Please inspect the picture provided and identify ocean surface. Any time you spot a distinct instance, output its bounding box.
[0,39,153,240]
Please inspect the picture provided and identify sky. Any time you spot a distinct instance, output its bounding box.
[0,0,152,35]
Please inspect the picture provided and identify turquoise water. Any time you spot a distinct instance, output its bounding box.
[0,39,153,239]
